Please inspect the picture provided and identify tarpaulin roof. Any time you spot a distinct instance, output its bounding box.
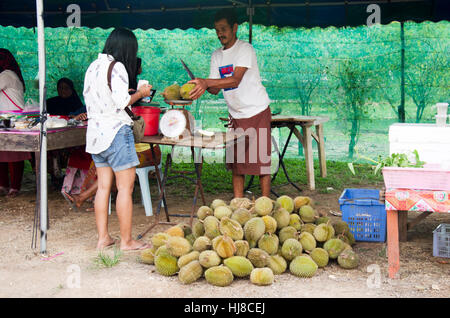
[0,0,449,30]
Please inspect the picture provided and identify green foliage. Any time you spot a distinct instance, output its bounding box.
[348,149,425,176]
[93,247,122,268]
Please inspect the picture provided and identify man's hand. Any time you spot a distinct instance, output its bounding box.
[188,78,208,100]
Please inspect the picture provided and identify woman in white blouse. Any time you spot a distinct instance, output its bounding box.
[83,28,153,250]
[0,48,31,197]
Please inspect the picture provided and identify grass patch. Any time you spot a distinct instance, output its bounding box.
[93,247,122,268]
[163,159,383,197]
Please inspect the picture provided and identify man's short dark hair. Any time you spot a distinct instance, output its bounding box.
[214,8,238,27]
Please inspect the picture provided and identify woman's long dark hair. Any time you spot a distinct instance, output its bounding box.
[102,28,138,85]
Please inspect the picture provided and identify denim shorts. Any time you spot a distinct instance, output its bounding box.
[91,125,140,172]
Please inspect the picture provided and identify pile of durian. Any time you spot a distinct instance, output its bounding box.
[140,195,359,287]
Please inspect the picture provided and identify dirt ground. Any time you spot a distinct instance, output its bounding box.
[0,172,449,298]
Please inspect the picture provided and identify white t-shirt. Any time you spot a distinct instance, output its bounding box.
[0,70,24,111]
[83,53,132,154]
[209,39,270,119]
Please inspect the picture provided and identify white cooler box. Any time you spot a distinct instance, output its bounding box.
[389,123,450,168]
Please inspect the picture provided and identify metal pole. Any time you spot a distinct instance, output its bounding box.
[247,0,254,44]
[36,0,48,254]
[399,21,406,123]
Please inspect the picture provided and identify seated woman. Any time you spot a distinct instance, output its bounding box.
[0,48,31,197]
[45,78,89,189]
[47,77,86,117]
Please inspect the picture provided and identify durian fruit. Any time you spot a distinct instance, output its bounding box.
[257,233,279,255]
[234,240,250,257]
[198,250,221,268]
[338,234,350,245]
[193,236,212,252]
[268,255,287,275]
[203,216,221,239]
[223,256,254,277]
[177,251,200,268]
[299,205,316,223]
[155,254,179,276]
[262,215,277,234]
[178,260,203,284]
[219,217,244,240]
[229,197,252,211]
[313,223,330,242]
[197,206,213,220]
[301,223,317,235]
[293,196,312,211]
[276,195,294,213]
[204,265,234,287]
[289,214,303,231]
[299,232,316,252]
[211,199,227,211]
[151,232,170,248]
[214,205,233,220]
[155,245,170,257]
[323,238,345,259]
[247,248,270,268]
[342,242,353,252]
[337,249,359,269]
[325,223,335,241]
[333,220,351,236]
[166,236,192,257]
[315,216,330,225]
[192,221,205,238]
[180,83,196,100]
[177,223,192,237]
[231,208,253,226]
[254,196,273,216]
[212,234,236,258]
[272,208,290,229]
[140,246,157,265]
[281,238,303,261]
[162,83,181,100]
[185,233,196,246]
[289,255,318,278]
[345,231,356,246]
[244,217,266,248]
[309,247,329,268]
[166,225,185,237]
[278,226,299,244]
[250,268,274,286]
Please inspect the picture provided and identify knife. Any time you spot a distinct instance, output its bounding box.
[180,58,195,80]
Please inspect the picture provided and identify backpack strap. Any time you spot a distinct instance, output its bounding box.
[107,60,136,120]
[107,60,118,91]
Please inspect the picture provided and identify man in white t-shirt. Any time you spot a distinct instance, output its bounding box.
[189,9,272,198]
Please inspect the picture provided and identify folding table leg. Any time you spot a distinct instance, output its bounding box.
[301,126,315,190]
[387,210,400,279]
[316,123,327,178]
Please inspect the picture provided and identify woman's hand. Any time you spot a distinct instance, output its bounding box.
[74,113,88,121]
[137,84,153,98]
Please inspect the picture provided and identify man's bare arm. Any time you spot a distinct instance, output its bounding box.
[188,67,248,100]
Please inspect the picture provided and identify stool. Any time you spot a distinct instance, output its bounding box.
[108,163,163,216]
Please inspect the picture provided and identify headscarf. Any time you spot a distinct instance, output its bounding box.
[0,48,26,92]
[46,77,85,116]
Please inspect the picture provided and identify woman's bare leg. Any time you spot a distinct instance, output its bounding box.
[114,166,148,250]
[94,166,115,249]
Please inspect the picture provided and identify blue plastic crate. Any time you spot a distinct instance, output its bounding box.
[338,188,386,242]
[433,224,450,258]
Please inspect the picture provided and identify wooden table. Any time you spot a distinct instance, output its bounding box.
[384,188,450,279]
[271,115,329,191]
[137,131,244,239]
[0,126,87,250]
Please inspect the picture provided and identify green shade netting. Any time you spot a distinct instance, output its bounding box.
[0,21,448,160]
